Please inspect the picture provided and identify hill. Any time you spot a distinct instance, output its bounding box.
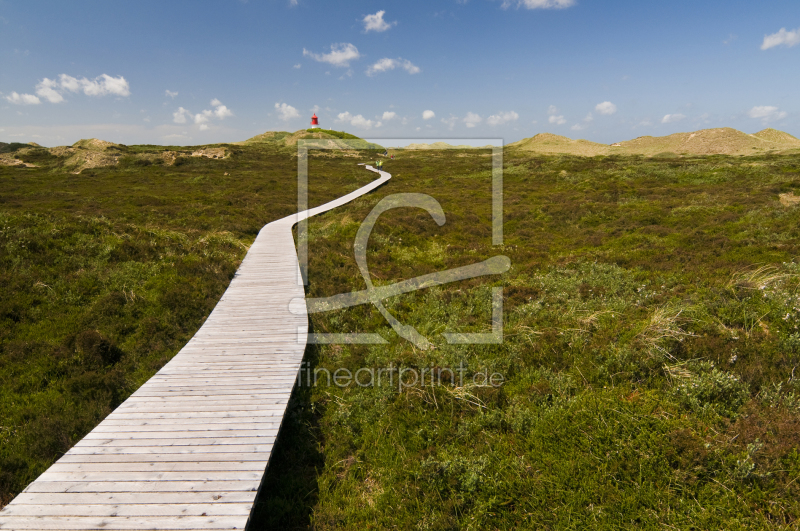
[402,142,494,150]
[507,133,611,156]
[241,129,382,150]
[509,127,800,157]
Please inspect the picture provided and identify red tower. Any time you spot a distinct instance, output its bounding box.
[310,113,319,128]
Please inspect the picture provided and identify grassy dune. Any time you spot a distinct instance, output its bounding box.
[508,127,800,157]
[3,140,800,528]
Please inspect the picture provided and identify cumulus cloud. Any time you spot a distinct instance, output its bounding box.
[303,43,360,67]
[502,0,575,9]
[748,105,787,122]
[571,123,588,131]
[463,112,482,128]
[548,115,566,125]
[337,111,375,129]
[487,110,519,126]
[382,111,397,120]
[761,28,800,50]
[661,113,685,124]
[10,73,130,105]
[422,110,435,120]
[275,102,300,121]
[174,100,234,127]
[173,107,192,124]
[442,115,459,131]
[293,64,302,69]
[165,90,179,98]
[35,78,63,103]
[366,58,420,76]
[5,91,40,105]
[363,10,396,32]
[595,101,617,115]
[58,74,130,97]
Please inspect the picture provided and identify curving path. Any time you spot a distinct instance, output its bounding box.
[0,166,391,531]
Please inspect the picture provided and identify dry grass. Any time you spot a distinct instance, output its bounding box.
[726,265,788,291]
[509,127,800,157]
[636,305,693,359]
[779,192,800,207]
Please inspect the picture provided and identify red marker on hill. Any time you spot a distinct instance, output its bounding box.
[310,113,319,128]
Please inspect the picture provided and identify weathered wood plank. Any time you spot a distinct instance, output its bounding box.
[0,503,254,517]
[0,515,247,529]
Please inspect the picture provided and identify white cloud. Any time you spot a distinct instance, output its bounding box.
[382,111,397,120]
[548,115,566,125]
[165,90,179,98]
[174,100,232,127]
[487,110,519,126]
[337,111,375,129]
[35,78,63,103]
[366,58,420,76]
[213,104,233,119]
[10,73,130,105]
[463,112,482,128]
[58,74,130,97]
[661,114,685,124]
[363,10,396,32]
[547,105,559,115]
[303,43,360,67]
[761,28,800,50]
[293,64,302,69]
[503,0,575,9]
[584,113,594,122]
[571,123,588,131]
[595,101,617,115]
[422,110,435,120]
[173,107,192,124]
[442,115,459,131]
[275,102,300,121]
[748,105,787,122]
[5,92,40,105]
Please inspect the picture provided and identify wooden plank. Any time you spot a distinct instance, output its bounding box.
[8,492,256,505]
[0,503,254,517]
[79,430,279,441]
[54,453,271,464]
[34,471,265,482]
[91,421,283,430]
[23,480,261,493]
[0,516,247,529]
[46,462,266,473]
[65,444,274,455]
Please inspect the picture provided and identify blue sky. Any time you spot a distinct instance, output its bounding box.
[1,0,798,146]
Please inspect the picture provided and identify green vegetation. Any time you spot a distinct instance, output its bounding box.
[3,140,800,529]
[304,129,362,140]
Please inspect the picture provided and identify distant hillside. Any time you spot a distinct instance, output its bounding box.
[0,138,232,173]
[402,142,494,150]
[509,128,800,157]
[241,129,382,150]
[508,133,611,156]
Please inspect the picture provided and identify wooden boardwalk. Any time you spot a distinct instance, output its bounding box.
[0,166,391,530]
